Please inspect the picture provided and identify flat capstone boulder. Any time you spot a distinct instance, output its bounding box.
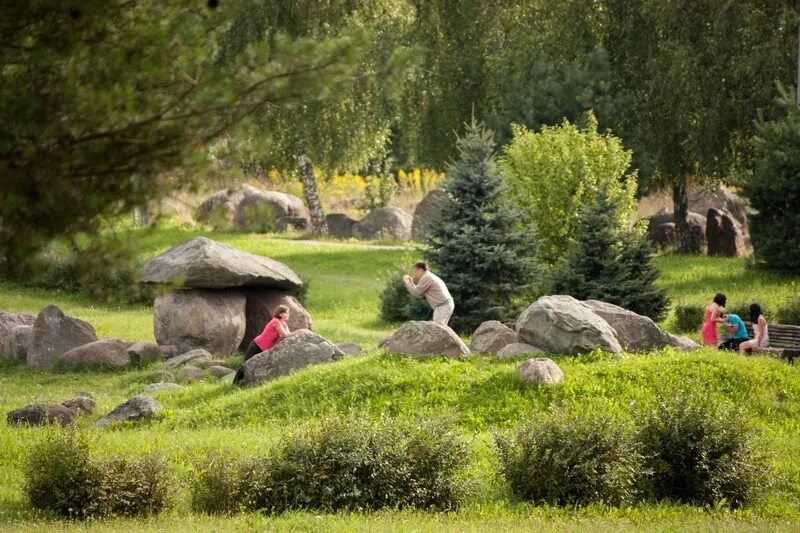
[243,330,344,387]
[470,320,518,355]
[97,395,161,428]
[381,321,470,358]
[517,358,565,385]
[28,305,98,369]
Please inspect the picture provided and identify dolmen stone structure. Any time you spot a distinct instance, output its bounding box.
[141,237,312,356]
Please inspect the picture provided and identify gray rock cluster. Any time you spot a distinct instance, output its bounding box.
[7,393,96,427]
[196,185,308,232]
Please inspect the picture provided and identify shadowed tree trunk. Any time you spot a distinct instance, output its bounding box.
[297,139,327,234]
[672,176,703,253]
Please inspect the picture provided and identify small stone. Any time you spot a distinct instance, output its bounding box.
[150,370,176,383]
[496,342,543,358]
[164,348,212,369]
[145,382,183,393]
[517,358,564,385]
[336,342,363,355]
[97,395,161,428]
[61,394,96,414]
[7,404,76,427]
[127,341,163,364]
[207,365,234,378]
[181,365,205,381]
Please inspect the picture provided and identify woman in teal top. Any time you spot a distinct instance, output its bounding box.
[718,313,750,351]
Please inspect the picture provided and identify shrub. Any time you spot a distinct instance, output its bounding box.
[638,393,768,508]
[95,454,171,517]
[23,430,100,519]
[674,304,706,333]
[495,410,642,506]
[379,273,433,323]
[191,452,247,515]
[195,418,470,514]
[778,296,800,325]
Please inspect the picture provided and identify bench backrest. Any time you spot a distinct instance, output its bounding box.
[745,322,800,348]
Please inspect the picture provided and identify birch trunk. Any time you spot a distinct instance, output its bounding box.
[297,143,327,234]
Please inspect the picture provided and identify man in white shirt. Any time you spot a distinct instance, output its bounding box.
[403,261,455,326]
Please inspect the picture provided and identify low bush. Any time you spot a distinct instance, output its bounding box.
[379,274,433,323]
[495,409,642,506]
[23,431,171,518]
[638,393,768,508]
[192,418,470,514]
[674,304,705,333]
[778,296,800,325]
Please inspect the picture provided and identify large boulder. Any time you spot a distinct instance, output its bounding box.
[7,404,76,427]
[412,188,449,241]
[689,184,748,226]
[154,290,246,355]
[97,395,161,428]
[517,358,564,385]
[239,289,312,351]
[649,222,676,250]
[582,300,698,352]
[325,213,358,239]
[0,311,35,348]
[2,324,33,360]
[195,184,261,228]
[60,339,134,368]
[645,210,706,251]
[28,306,98,369]
[164,348,212,369]
[381,321,470,357]
[242,330,344,386]
[470,321,518,355]
[141,237,302,290]
[496,342,543,358]
[516,296,621,355]
[706,208,747,257]
[234,191,308,232]
[352,207,413,241]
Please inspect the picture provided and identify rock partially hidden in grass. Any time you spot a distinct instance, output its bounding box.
[469,321,518,355]
[517,358,564,385]
[164,348,212,369]
[181,365,205,382]
[381,321,470,357]
[336,342,363,355]
[97,394,161,428]
[243,330,344,387]
[146,382,182,394]
[61,393,96,414]
[207,365,234,378]
[7,404,76,427]
[127,341,163,364]
[150,370,176,384]
[496,342,543,358]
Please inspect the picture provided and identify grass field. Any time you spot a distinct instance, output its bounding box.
[1,228,800,530]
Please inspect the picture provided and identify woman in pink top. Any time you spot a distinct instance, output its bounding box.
[233,305,291,385]
[702,293,726,346]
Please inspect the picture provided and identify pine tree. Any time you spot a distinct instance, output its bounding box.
[550,187,670,321]
[423,120,540,333]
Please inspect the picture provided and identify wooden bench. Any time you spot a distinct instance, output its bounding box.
[744,322,800,364]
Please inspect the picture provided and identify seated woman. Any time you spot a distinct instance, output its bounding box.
[233,305,291,385]
[718,312,750,351]
[739,303,769,356]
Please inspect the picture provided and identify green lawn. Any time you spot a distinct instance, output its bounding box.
[1,229,800,530]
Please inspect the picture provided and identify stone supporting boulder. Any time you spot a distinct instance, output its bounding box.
[154,290,246,355]
[496,342,543,358]
[352,207,413,241]
[239,289,312,351]
[60,339,134,368]
[0,312,35,348]
[412,188,449,241]
[582,300,699,352]
[2,325,33,360]
[164,348,212,369]
[141,236,302,290]
[242,330,344,386]
[381,321,470,357]
[97,395,161,428]
[516,296,621,355]
[706,208,747,257]
[517,358,564,385]
[234,191,308,232]
[470,321,518,355]
[28,305,98,369]
[325,213,358,239]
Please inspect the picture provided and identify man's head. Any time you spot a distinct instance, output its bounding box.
[412,261,427,280]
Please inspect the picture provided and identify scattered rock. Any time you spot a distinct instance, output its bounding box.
[149,370,176,383]
[336,342,363,355]
[2,324,33,360]
[126,341,164,364]
[243,330,344,387]
[195,185,261,228]
[146,382,183,393]
[28,305,98,369]
[649,222,676,250]
[689,184,748,226]
[97,395,161,428]
[381,321,470,357]
[706,208,747,257]
[181,365,205,382]
[496,342,543,358]
[516,296,621,355]
[412,188,449,241]
[352,207,413,241]
[141,236,302,290]
[517,358,564,385]
[0,311,35,349]
[470,321,518,355]
[646,210,707,252]
[7,404,76,427]
[60,339,133,368]
[158,344,178,357]
[670,336,701,351]
[154,290,246,355]
[582,300,699,352]
[325,213,358,239]
[234,191,308,232]
[239,289,312,351]
[207,365,234,378]
[61,394,96,414]
[164,348,212,369]
[220,373,235,385]
[276,216,309,232]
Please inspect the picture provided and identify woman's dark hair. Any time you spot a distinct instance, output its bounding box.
[273,304,290,318]
[750,303,763,324]
[713,293,727,307]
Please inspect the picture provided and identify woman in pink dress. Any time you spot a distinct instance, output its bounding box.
[702,293,726,346]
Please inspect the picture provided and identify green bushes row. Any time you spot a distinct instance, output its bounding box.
[25,397,767,519]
